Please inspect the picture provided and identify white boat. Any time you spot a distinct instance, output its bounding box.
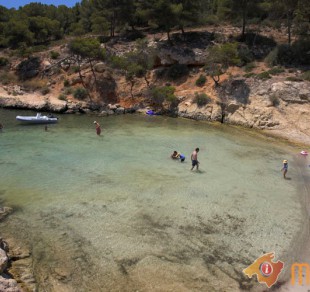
[16,113,58,124]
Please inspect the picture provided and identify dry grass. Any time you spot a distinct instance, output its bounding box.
[22,79,48,92]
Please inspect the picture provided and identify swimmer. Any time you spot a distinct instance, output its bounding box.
[171,151,185,162]
[281,160,288,179]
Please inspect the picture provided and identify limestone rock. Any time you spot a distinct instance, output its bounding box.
[94,62,106,73]
[271,81,310,104]
[47,99,67,112]
[115,107,125,114]
[0,276,22,292]
[108,104,117,110]
[0,248,8,273]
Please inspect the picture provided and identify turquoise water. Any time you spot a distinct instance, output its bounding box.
[0,108,309,291]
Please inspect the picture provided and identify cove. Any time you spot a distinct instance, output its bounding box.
[0,108,309,291]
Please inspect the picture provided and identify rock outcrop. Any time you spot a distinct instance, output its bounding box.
[178,78,310,145]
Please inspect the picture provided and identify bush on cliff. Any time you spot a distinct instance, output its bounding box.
[194,92,211,107]
[148,86,177,108]
[73,87,88,100]
[195,74,206,87]
[0,57,9,67]
[17,57,41,80]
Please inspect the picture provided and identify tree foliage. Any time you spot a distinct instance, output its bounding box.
[205,42,241,86]
[0,0,308,49]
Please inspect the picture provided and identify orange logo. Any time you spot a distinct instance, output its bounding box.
[291,263,310,285]
[243,252,284,288]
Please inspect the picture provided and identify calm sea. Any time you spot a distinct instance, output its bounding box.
[0,108,309,291]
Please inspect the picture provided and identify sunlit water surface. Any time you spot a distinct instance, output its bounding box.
[0,109,309,291]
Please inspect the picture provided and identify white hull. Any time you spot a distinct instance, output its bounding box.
[16,113,58,124]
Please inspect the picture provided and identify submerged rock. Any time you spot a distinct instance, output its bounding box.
[0,207,13,221]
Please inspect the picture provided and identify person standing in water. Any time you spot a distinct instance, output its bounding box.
[281,160,288,179]
[94,121,101,136]
[191,148,200,171]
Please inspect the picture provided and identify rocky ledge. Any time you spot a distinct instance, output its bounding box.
[178,78,310,145]
[0,87,137,116]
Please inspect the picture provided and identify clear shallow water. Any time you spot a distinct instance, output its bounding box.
[0,108,309,291]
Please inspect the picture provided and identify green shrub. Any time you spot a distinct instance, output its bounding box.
[17,57,41,80]
[31,45,48,53]
[195,74,206,87]
[194,92,211,107]
[269,94,280,106]
[286,76,303,82]
[167,64,189,80]
[204,15,219,25]
[277,40,310,66]
[63,79,70,87]
[256,71,271,80]
[0,57,9,67]
[267,66,285,75]
[41,87,50,95]
[149,86,176,107]
[64,87,73,95]
[238,44,254,65]
[50,51,60,59]
[73,87,88,100]
[244,62,256,73]
[243,72,256,78]
[71,66,80,73]
[265,47,279,67]
[58,94,67,101]
[302,71,310,81]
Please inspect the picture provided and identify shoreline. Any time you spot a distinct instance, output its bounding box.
[1,103,310,149]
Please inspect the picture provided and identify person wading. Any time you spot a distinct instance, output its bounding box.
[191,148,200,171]
[94,121,101,136]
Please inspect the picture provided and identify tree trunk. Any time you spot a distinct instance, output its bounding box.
[287,10,292,45]
[130,80,135,98]
[144,76,150,87]
[89,59,97,86]
[212,75,220,87]
[110,20,113,38]
[181,26,185,35]
[241,0,248,40]
[76,57,92,100]
[167,30,171,42]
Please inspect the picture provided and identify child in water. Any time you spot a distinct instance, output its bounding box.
[281,160,288,179]
[171,151,185,162]
[94,121,101,136]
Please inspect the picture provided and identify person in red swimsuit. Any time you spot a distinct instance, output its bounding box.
[94,121,101,136]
